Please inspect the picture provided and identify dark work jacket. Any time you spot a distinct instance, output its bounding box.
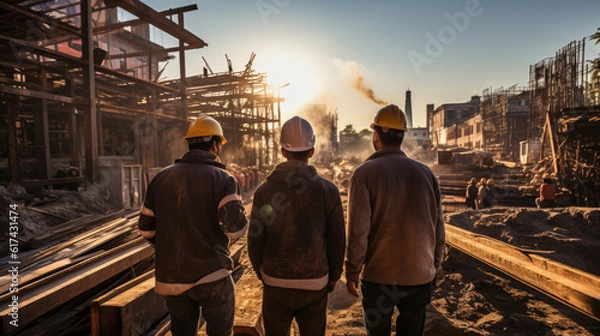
[248,160,346,290]
[138,150,247,295]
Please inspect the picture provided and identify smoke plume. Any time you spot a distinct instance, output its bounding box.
[333,59,388,105]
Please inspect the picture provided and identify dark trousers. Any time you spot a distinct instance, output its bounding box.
[164,276,235,336]
[262,284,329,336]
[360,280,433,336]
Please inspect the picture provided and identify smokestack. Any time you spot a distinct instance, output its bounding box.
[426,104,434,132]
[404,90,413,128]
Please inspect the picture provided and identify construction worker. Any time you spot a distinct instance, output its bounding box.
[248,116,346,336]
[465,177,478,210]
[345,105,445,336]
[138,115,248,336]
[484,179,497,208]
[535,173,557,208]
[477,177,488,209]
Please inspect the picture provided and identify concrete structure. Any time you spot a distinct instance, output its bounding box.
[429,96,480,148]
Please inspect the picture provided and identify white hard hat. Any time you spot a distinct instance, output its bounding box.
[280,116,316,152]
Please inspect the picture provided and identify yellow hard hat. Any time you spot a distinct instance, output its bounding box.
[184,115,227,145]
[370,104,408,132]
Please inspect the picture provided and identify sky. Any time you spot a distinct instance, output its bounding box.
[139,0,600,131]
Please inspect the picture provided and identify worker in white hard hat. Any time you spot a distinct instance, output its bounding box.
[248,116,346,336]
[138,115,248,336]
[345,104,445,336]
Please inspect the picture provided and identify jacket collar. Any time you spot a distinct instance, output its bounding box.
[366,147,407,162]
[178,150,226,169]
[267,160,317,183]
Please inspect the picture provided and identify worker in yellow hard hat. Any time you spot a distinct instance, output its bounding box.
[345,104,445,336]
[138,114,247,335]
[248,116,345,336]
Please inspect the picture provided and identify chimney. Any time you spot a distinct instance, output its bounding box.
[404,89,413,128]
[426,104,434,132]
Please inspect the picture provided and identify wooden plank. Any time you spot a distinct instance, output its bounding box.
[0,84,73,104]
[94,4,198,34]
[445,224,600,321]
[91,270,155,336]
[104,0,207,48]
[99,276,167,336]
[0,242,154,333]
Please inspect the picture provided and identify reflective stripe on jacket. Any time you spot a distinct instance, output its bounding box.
[248,160,346,291]
[138,150,247,295]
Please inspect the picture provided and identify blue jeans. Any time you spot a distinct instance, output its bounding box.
[164,276,235,336]
[262,284,329,336]
[360,280,433,336]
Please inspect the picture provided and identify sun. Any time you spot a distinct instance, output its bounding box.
[254,51,321,115]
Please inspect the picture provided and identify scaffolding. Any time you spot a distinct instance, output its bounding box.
[163,53,282,168]
[480,85,529,160]
[527,39,600,203]
[528,40,586,149]
[0,0,210,210]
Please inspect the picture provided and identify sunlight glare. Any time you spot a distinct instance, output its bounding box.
[255,52,321,116]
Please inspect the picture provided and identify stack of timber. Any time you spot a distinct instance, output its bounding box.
[0,210,155,335]
[91,238,247,336]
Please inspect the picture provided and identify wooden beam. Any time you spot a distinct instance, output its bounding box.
[0,85,73,104]
[0,242,154,333]
[0,1,81,37]
[98,274,167,336]
[82,0,98,184]
[94,4,198,34]
[445,224,600,321]
[6,98,19,183]
[104,0,207,48]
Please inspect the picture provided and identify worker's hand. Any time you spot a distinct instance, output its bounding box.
[346,279,359,298]
[328,280,337,293]
[434,268,445,287]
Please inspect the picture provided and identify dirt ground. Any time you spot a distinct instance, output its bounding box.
[2,183,598,335]
[234,201,600,335]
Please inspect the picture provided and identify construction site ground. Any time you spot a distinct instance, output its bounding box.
[1,181,599,335]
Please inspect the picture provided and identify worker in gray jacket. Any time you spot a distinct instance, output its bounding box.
[139,115,248,336]
[248,116,346,336]
[345,105,445,336]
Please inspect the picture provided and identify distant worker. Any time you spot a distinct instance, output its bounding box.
[535,173,556,209]
[465,178,478,210]
[248,116,346,336]
[477,178,488,209]
[345,105,445,336]
[484,179,497,208]
[138,115,248,336]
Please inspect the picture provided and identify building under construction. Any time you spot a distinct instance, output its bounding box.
[480,86,529,161]
[163,53,282,168]
[527,39,599,204]
[0,0,281,208]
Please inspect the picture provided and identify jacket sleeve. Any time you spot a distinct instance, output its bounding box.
[432,174,446,270]
[248,192,268,281]
[326,187,346,282]
[138,179,157,245]
[217,175,248,241]
[345,170,371,282]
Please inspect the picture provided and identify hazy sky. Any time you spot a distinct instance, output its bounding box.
[140,0,600,130]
